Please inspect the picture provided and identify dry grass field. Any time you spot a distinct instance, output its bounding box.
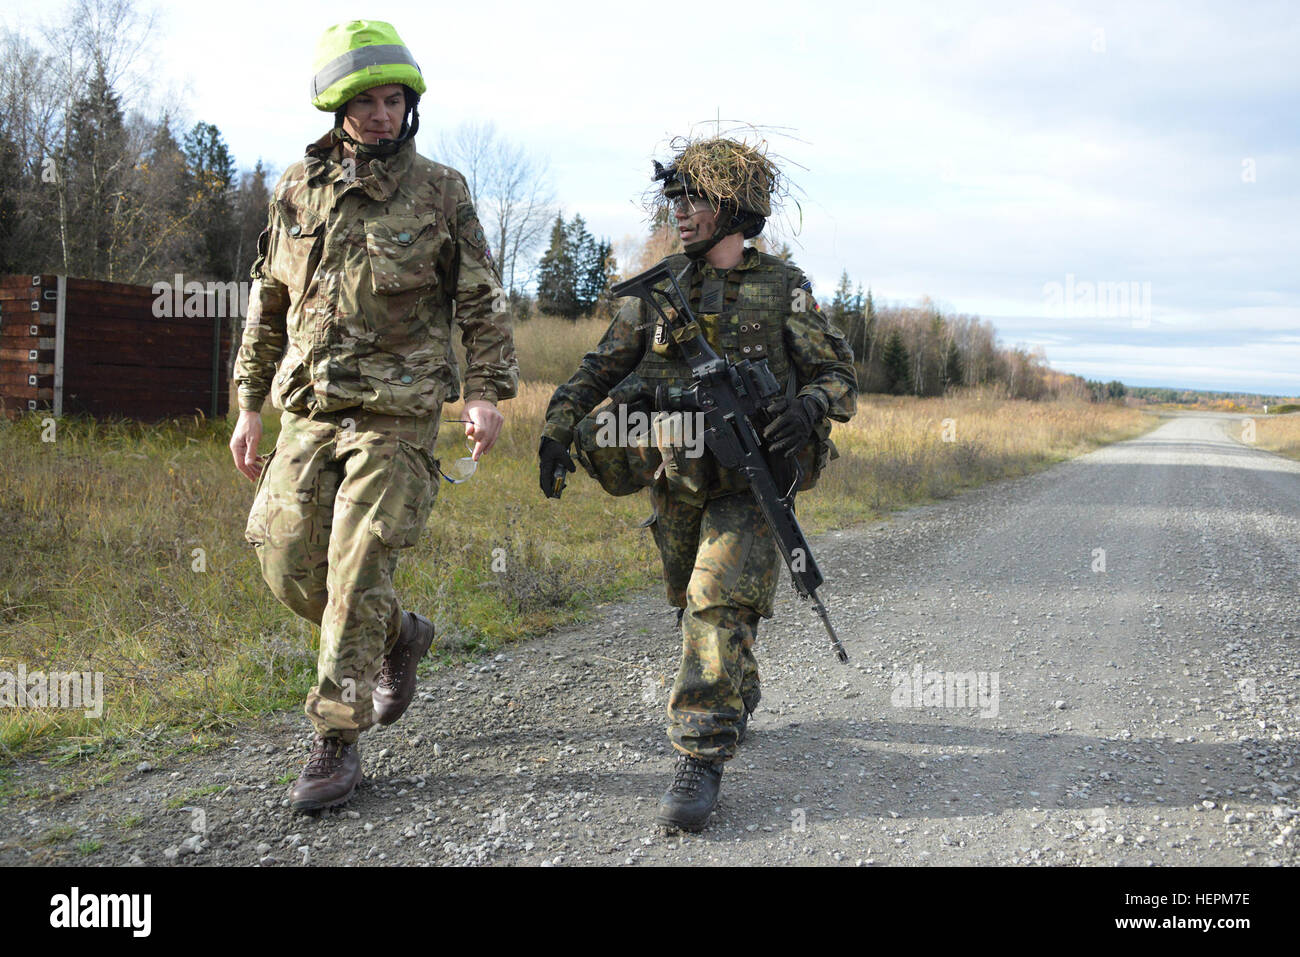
[0,314,1153,760]
[1256,413,1300,460]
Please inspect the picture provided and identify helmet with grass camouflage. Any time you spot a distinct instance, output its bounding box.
[310,20,426,112]
[653,136,778,255]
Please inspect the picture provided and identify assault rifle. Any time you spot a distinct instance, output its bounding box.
[610,261,849,663]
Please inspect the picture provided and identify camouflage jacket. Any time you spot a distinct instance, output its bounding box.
[233,129,518,416]
[544,247,855,461]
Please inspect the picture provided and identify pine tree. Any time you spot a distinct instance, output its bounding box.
[580,237,613,315]
[943,339,963,390]
[536,212,612,317]
[183,122,236,190]
[917,312,947,396]
[232,160,271,281]
[862,288,878,370]
[184,122,238,279]
[828,269,853,334]
[536,214,579,319]
[881,329,912,395]
[146,118,190,212]
[567,214,600,315]
[65,64,127,277]
[567,214,593,275]
[112,114,201,281]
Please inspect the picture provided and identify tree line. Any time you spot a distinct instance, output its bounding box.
[534,213,614,319]
[0,1,559,302]
[822,269,1122,402]
[3,1,1127,406]
[0,1,268,288]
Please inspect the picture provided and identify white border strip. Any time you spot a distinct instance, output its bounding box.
[53,275,65,417]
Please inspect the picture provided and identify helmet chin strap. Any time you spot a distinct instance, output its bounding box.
[334,104,420,161]
[682,203,759,260]
[682,231,728,260]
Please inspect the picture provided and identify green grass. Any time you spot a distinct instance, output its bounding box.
[37,824,77,845]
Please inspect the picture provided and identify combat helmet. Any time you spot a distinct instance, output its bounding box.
[310,20,426,157]
[653,136,779,258]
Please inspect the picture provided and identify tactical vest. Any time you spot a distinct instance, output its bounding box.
[625,251,831,503]
[574,250,834,503]
[635,252,794,394]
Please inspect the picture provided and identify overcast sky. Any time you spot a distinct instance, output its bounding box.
[5,0,1296,394]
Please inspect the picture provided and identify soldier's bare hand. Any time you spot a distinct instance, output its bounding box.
[464,399,504,459]
[230,410,265,481]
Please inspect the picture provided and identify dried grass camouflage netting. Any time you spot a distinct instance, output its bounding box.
[643,126,805,236]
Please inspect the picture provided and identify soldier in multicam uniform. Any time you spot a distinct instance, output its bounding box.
[539,137,856,831]
[230,20,517,812]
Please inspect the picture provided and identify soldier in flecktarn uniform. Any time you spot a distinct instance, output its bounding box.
[230,20,517,812]
[539,136,856,831]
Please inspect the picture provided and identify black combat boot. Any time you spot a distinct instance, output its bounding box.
[656,753,724,831]
[289,734,361,812]
[373,611,434,725]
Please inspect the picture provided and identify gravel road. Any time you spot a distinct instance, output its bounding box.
[3,411,1298,867]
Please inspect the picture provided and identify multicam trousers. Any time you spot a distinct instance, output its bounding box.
[648,484,782,762]
[245,408,440,742]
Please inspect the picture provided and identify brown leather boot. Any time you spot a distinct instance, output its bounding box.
[289,734,361,812]
[373,611,434,726]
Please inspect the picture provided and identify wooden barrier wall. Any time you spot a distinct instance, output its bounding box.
[0,275,232,421]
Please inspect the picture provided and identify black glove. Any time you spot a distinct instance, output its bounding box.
[538,436,576,498]
[762,394,822,456]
